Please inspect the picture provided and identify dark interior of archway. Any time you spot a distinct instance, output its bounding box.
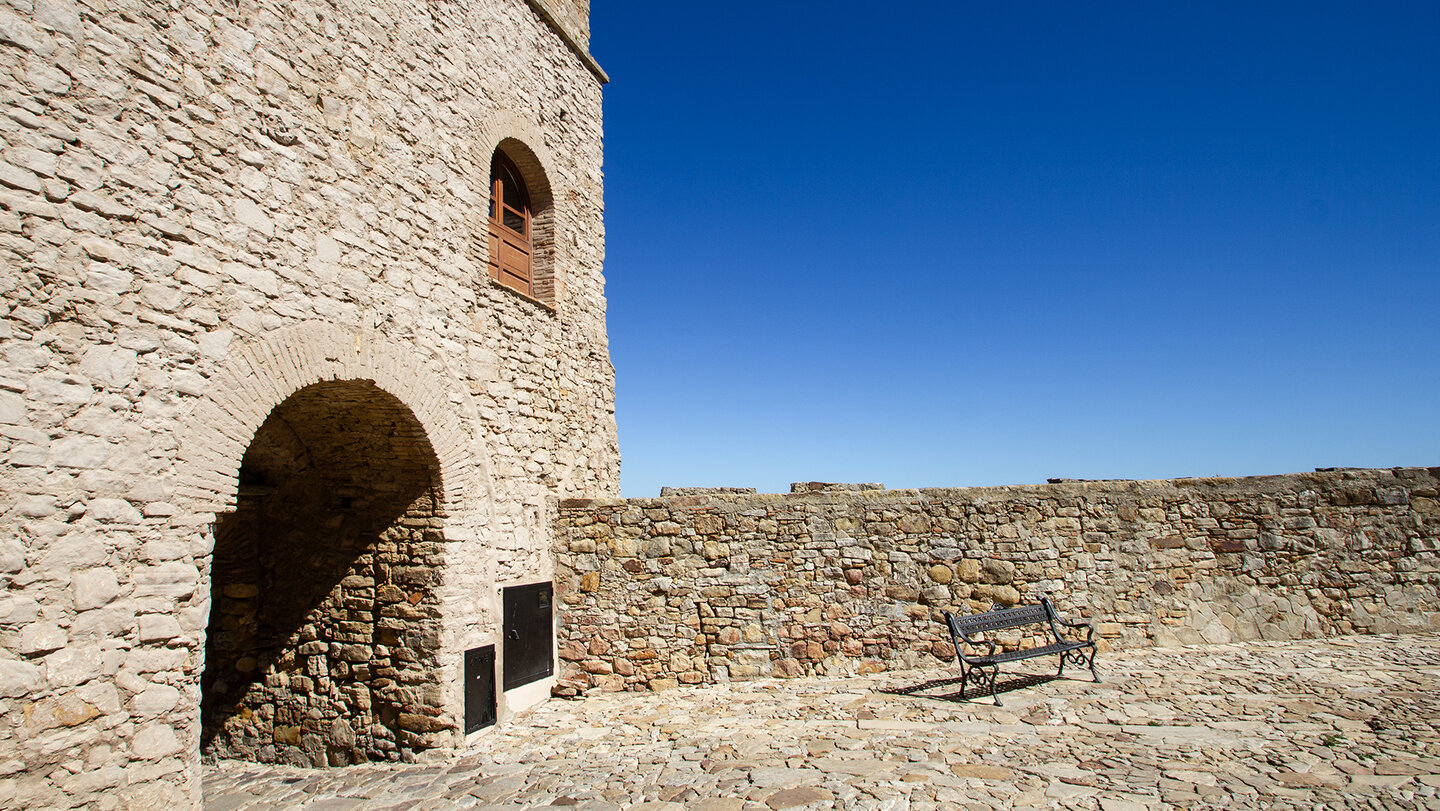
[201,380,450,767]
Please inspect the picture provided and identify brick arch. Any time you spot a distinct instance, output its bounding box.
[475,110,562,305]
[475,110,558,203]
[174,321,494,525]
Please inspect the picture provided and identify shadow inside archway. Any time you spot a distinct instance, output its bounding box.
[201,380,448,767]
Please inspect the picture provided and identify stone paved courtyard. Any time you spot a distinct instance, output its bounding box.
[202,633,1440,810]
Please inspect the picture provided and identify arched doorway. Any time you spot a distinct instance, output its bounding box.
[200,380,450,766]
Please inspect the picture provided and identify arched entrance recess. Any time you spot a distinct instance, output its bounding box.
[174,323,499,768]
[202,380,446,765]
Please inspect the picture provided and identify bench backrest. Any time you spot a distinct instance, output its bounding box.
[945,597,1073,647]
[947,602,1050,637]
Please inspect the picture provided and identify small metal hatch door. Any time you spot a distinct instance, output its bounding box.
[464,645,496,734]
[502,581,553,691]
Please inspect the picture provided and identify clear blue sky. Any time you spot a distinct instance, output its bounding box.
[591,1,1440,498]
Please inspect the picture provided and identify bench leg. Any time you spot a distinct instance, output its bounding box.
[960,663,999,704]
[961,664,1000,704]
[1061,646,1102,683]
[968,665,1001,706]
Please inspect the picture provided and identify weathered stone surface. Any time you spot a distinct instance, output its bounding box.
[0,657,44,698]
[19,623,67,655]
[49,436,108,469]
[0,160,42,193]
[71,568,119,610]
[132,723,182,759]
[952,764,1016,780]
[42,643,100,688]
[131,684,181,717]
[137,614,182,643]
[86,498,141,524]
[78,346,138,389]
[764,786,833,808]
[25,692,99,731]
[25,371,92,405]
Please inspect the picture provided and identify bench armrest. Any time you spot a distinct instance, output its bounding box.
[944,611,997,663]
[957,630,997,663]
[1053,615,1096,643]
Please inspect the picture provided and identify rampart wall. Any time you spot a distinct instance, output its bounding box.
[554,468,1440,693]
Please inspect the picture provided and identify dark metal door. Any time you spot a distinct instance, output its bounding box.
[464,645,496,734]
[502,581,553,690]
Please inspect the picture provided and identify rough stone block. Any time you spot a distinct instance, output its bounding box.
[233,199,274,237]
[138,615,182,643]
[0,161,42,193]
[980,558,1015,585]
[956,558,981,583]
[87,498,142,523]
[132,723,181,759]
[19,622,67,655]
[0,657,43,698]
[25,371,93,405]
[50,436,109,469]
[25,692,98,732]
[71,568,119,611]
[131,684,180,716]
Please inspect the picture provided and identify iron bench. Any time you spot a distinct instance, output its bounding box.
[942,596,1100,705]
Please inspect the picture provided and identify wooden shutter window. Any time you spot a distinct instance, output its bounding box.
[488,152,533,297]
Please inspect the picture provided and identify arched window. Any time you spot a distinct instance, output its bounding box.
[488,150,533,297]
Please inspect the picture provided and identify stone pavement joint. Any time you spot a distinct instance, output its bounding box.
[203,633,1440,810]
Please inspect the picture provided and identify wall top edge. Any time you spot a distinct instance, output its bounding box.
[559,466,1440,509]
[526,0,609,84]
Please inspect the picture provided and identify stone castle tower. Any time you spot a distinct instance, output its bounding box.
[0,1,616,807]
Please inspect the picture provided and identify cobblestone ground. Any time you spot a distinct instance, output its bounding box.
[203,633,1440,810]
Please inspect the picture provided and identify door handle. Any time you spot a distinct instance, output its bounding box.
[507,629,519,640]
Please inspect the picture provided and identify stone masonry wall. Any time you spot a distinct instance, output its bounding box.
[554,468,1440,693]
[0,1,614,808]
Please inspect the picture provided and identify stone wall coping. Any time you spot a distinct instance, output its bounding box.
[526,0,608,84]
[559,466,1438,510]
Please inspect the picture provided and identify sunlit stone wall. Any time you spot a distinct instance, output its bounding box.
[554,468,1440,693]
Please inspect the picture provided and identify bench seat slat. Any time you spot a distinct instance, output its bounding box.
[966,640,1087,665]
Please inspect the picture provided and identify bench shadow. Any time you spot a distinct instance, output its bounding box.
[880,671,1062,704]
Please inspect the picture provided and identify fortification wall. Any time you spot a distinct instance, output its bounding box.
[554,468,1440,693]
[0,0,614,808]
